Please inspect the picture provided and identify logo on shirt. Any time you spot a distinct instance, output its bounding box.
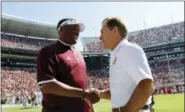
[113,57,117,65]
[67,56,71,61]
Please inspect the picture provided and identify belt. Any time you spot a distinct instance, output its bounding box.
[141,105,149,110]
[112,107,124,112]
[112,105,149,112]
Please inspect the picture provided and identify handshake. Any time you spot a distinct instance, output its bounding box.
[83,88,101,104]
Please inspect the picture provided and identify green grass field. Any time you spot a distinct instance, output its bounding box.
[2,94,184,112]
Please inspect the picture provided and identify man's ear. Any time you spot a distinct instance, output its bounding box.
[113,27,119,36]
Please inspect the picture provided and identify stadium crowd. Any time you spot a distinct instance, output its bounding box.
[127,21,184,48]
[85,41,104,52]
[1,64,184,105]
[1,68,40,105]
[84,21,184,52]
[1,33,55,50]
[1,21,184,106]
[87,69,109,90]
[155,85,184,94]
[1,22,184,52]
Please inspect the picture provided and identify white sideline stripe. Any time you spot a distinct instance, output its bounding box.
[37,79,56,86]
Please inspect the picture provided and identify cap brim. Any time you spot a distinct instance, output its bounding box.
[57,19,85,32]
[78,23,85,32]
[70,22,85,32]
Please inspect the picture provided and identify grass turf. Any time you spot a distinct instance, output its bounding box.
[2,93,184,112]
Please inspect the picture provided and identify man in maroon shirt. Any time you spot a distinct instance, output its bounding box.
[37,18,100,112]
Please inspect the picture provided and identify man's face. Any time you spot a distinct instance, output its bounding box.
[60,24,80,45]
[100,22,114,49]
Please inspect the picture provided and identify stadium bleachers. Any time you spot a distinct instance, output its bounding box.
[127,21,184,48]
[1,32,56,50]
[1,21,184,105]
[1,21,184,51]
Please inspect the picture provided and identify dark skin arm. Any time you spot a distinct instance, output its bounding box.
[40,80,100,104]
[41,80,84,98]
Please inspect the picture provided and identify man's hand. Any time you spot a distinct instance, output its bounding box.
[93,89,111,100]
[84,88,100,104]
[90,88,100,96]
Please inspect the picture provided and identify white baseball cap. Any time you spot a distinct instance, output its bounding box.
[57,18,85,32]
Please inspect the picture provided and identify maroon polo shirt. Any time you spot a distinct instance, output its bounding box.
[37,41,91,112]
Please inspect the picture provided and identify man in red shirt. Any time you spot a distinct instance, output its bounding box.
[37,18,100,112]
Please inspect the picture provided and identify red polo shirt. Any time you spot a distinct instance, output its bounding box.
[37,40,91,112]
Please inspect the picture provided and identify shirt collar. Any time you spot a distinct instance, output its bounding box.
[112,39,128,54]
[58,39,74,47]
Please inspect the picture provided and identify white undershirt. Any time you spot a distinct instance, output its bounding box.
[58,39,73,47]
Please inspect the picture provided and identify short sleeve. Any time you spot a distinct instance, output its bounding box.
[37,48,57,85]
[121,46,153,85]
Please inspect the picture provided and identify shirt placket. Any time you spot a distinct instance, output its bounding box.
[70,47,80,63]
